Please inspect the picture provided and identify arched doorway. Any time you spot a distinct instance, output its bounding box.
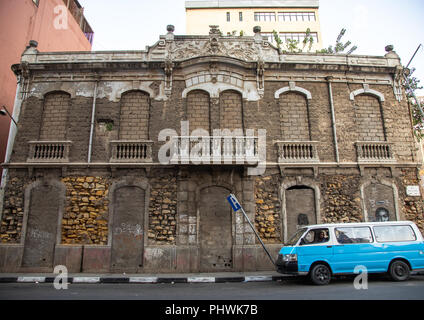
[22,183,62,269]
[285,185,317,239]
[199,186,233,272]
[110,186,145,272]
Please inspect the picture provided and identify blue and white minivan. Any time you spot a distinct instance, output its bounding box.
[276,221,424,285]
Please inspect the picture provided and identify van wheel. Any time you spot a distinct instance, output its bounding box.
[310,264,331,285]
[389,260,410,281]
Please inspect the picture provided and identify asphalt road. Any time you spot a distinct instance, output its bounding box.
[1,275,424,301]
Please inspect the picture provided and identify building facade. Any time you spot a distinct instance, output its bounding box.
[0,26,423,273]
[0,0,93,186]
[185,0,322,50]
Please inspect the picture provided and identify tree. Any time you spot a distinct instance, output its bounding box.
[405,68,424,140]
[318,28,357,55]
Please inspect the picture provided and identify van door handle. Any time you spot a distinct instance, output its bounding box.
[327,246,332,248]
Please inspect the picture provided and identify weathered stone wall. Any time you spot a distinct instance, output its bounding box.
[0,172,29,243]
[321,174,363,224]
[254,174,281,243]
[148,171,177,244]
[61,176,109,245]
[398,168,424,234]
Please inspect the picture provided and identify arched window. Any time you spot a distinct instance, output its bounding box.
[187,90,210,134]
[353,94,385,142]
[40,91,71,140]
[119,91,150,140]
[279,92,311,141]
[220,90,243,131]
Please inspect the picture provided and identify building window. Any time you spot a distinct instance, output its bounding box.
[239,12,243,22]
[254,12,276,22]
[226,12,230,22]
[32,0,39,6]
[278,12,316,22]
[279,32,319,43]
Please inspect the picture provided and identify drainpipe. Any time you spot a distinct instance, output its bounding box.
[326,76,340,163]
[87,80,98,164]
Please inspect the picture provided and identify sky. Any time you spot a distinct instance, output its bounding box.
[78,0,424,95]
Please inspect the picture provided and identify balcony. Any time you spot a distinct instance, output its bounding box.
[275,141,320,163]
[110,141,153,163]
[355,142,395,163]
[170,136,259,164]
[27,141,72,163]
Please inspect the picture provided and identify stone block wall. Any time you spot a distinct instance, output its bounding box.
[61,176,109,245]
[254,174,281,244]
[148,171,178,244]
[0,172,28,243]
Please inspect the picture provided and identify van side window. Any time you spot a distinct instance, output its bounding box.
[335,227,373,244]
[302,228,329,245]
[373,225,417,242]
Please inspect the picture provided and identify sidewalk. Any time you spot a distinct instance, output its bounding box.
[0,271,290,284]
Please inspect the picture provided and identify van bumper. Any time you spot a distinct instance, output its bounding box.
[276,254,299,274]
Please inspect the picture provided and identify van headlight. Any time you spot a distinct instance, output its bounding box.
[283,254,297,262]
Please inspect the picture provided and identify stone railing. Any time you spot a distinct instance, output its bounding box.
[170,136,259,164]
[27,141,72,163]
[356,142,395,162]
[110,140,153,163]
[275,141,320,163]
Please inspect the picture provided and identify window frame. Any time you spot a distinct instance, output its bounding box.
[301,228,330,246]
[335,227,374,245]
[278,11,316,22]
[254,12,276,22]
[373,225,417,243]
[226,12,231,22]
[239,12,243,22]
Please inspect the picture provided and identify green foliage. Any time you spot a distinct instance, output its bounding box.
[405,68,424,140]
[318,28,357,55]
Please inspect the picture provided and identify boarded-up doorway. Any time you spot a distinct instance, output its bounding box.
[364,183,396,222]
[286,186,316,239]
[22,184,61,269]
[199,186,233,272]
[111,186,145,272]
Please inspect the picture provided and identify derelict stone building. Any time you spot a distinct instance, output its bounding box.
[0,26,423,273]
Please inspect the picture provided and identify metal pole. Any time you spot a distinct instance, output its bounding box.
[1,106,18,126]
[87,80,98,163]
[406,44,422,69]
[239,206,276,266]
[326,77,340,163]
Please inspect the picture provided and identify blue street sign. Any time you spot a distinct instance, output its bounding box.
[227,194,241,212]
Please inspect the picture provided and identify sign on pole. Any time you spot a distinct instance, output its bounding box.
[227,194,275,266]
[227,194,242,212]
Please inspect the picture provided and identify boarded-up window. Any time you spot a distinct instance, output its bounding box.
[119,91,150,140]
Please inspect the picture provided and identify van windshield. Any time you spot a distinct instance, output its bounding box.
[285,228,307,246]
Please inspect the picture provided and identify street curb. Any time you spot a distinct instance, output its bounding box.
[0,275,286,284]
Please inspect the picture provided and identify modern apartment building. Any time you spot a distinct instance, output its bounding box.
[0,0,94,185]
[185,0,322,50]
